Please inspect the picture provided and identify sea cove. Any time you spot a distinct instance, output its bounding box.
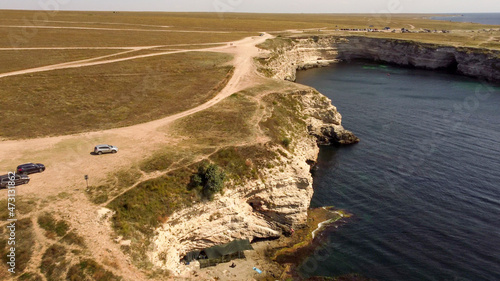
[296,62,500,280]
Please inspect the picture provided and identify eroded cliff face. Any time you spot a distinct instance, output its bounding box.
[148,88,357,274]
[337,36,500,83]
[258,35,500,83]
[257,37,342,81]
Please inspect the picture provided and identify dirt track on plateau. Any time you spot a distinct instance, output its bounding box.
[0,33,272,196]
[0,32,272,280]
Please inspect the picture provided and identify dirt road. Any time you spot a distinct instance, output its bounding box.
[0,43,228,79]
[0,33,272,197]
[0,32,272,280]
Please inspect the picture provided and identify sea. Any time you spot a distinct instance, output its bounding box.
[295,63,500,281]
[431,13,500,25]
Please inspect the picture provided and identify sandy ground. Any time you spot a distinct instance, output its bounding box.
[0,28,273,280]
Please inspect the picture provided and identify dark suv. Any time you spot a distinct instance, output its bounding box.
[0,174,30,188]
[16,163,45,175]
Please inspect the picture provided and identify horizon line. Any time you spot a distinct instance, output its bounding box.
[1,9,500,14]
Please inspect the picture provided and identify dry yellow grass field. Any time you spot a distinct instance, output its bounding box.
[0,51,233,138]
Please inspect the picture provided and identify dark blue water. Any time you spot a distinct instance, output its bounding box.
[432,13,500,25]
[296,63,500,281]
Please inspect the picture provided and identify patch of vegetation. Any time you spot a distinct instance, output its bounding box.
[0,197,38,216]
[282,137,292,148]
[257,66,276,78]
[209,145,278,183]
[61,231,86,248]
[147,269,172,279]
[139,150,177,173]
[86,168,142,204]
[0,218,35,274]
[172,92,258,146]
[260,92,307,150]
[257,37,294,51]
[37,212,69,238]
[210,148,255,183]
[40,244,69,281]
[139,146,217,173]
[87,189,109,205]
[17,272,43,281]
[67,259,121,281]
[108,167,197,239]
[107,166,204,270]
[189,162,226,200]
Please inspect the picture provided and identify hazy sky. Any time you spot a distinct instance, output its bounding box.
[1,0,500,13]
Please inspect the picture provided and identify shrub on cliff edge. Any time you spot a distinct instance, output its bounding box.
[190,162,226,200]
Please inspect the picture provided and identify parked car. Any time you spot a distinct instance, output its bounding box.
[94,144,118,155]
[0,174,30,188]
[16,163,45,175]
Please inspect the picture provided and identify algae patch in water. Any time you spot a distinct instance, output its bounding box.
[273,207,351,264]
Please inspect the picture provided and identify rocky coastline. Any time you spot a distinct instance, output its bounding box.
[258,35,500,84]
[148,34,499,278]
[148,86,359,275]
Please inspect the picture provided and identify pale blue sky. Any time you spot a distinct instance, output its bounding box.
[1,0,499,13]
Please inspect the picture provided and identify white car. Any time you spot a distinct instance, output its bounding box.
[94,144,118,155]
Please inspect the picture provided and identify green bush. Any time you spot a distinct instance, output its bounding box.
[190,162,226,200]
[282,137,291,148]
[37,213,69,237]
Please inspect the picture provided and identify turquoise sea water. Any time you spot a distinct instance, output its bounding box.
[296,63,500,280]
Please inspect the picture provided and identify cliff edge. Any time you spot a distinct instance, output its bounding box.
[149,87,358,274]
[257,35,500,83]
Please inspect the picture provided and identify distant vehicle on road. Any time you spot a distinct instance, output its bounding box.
[0,174,30,188]
[94,144,118,155]
[16,163,46,175]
